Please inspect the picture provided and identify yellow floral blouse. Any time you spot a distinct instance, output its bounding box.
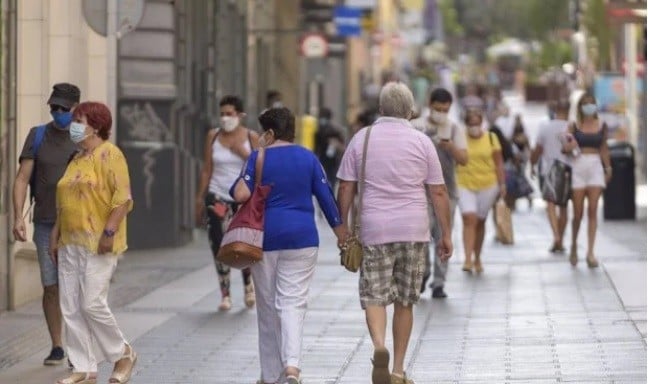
[56,141,133,254]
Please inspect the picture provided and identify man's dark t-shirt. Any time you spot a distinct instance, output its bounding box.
[314,123,344,181]
[19,122,77,223]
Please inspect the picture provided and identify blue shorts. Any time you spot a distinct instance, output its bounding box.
[33,222,58,287]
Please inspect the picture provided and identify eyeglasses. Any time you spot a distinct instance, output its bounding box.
[50,105,70,113]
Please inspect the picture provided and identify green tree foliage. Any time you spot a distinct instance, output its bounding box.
[582,0,615,70]
[438,0,463,37]
[539,40,573,68]
[453,0,570,40]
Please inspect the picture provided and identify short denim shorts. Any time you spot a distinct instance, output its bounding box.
[33,222,58,287]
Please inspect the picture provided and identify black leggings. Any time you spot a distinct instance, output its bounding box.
[205,193,252,297]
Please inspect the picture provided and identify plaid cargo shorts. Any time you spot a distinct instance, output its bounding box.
[359,242,427,309]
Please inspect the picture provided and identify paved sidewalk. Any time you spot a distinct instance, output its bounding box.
[0,203,645,384]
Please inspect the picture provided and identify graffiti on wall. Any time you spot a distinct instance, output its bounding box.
[119,102,173,209]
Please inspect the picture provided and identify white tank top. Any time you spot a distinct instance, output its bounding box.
[208,134,251,202]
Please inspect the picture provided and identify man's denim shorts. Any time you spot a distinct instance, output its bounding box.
[33,222,58,287]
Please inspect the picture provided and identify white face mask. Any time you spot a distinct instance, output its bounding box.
[69,122,90,144]
[220,116,239,132]
[259,131,272,147]
[430,110,448,125]
[467,125,482,137]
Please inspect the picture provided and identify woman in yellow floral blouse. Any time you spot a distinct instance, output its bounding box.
[49,102,136,384]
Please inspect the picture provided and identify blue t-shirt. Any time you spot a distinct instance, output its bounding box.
[230,145,342,251]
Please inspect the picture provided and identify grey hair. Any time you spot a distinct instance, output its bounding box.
[379,82,415,119]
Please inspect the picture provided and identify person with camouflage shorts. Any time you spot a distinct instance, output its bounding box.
[337,82,453,384]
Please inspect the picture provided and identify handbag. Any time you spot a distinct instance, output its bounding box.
[340,125,373,273]
[494,198,514,245]
[507,170,534,199]
[216,148,271,269]
[542,159,572,207]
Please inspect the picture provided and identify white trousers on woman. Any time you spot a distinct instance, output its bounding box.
[58,245,126,372]
[252,247,318,383]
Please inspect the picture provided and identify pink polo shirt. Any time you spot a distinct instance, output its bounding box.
[337,117,445,246]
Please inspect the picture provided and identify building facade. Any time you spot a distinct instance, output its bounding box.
[0,0,326,312]
[0,0,398,312]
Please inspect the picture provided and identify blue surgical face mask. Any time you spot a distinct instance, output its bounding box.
[51,111,73,128]
[69,122,89,144]
[581,103,597,116]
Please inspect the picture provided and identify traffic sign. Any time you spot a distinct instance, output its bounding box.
[300,33,329,58]
[82,0,144,37]
[334,6,362,37]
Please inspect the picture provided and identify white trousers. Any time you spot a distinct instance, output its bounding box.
[58,245,126,372]
[252,247,318,383]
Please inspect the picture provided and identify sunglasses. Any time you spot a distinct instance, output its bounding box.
[50,105,70,113]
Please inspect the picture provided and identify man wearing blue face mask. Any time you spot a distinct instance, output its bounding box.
[12,82,80,366]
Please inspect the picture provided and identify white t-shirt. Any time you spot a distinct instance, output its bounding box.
[535,119,569,175]
[495,115,514,139]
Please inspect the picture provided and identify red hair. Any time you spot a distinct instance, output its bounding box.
[73,102,112,140]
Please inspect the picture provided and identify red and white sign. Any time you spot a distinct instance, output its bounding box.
[300,33,328,58]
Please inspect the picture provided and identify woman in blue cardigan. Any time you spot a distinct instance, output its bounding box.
[231,107,347,384]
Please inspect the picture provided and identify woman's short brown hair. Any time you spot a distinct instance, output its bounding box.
[258,107,295,142]
[73,102,112,140]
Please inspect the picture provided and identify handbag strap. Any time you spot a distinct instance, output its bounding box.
[354,126,373,231]
[254,147,265,187]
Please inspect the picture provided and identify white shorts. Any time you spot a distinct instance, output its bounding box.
[458,185,500,219]
[571,154,605,189]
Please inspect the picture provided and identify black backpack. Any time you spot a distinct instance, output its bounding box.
[489,125,514,162]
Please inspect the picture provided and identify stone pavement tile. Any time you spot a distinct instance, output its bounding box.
[604,261,647,309]
[2,209,646,383]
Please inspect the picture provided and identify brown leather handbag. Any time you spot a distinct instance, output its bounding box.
[217,148,271,269]
[340,125,372,273]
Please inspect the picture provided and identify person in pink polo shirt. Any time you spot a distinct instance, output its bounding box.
[337,82,453,384]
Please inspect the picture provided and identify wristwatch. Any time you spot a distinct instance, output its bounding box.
[103,229,116,238]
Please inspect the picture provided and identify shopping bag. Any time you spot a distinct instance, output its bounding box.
[495,198,514,245]
[506,169,534,199]
[541,160,572,207]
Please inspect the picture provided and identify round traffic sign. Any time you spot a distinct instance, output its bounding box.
[82,0,144,38]
[300,33,328,58]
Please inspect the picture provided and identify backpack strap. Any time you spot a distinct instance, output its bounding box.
[29,124,48,202]
[33,124,47,157]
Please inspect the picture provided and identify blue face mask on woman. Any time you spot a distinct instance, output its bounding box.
[581,103,597,116]
[51,111,73,128]
[69,122,90,144]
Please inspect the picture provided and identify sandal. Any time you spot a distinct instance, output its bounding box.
[586,255,599,268]
[474,260,483,274]
[219,296,232,311]
[109,344,137,383]
[245,282,256,308]
[569,247,578,266]
[390,372,415,384]
[371,347,390,384]
[462,261,473,272]
[285,375,302,384]
[56,372,97,384]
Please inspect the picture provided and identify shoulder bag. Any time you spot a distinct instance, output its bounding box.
[340,126,373,273]
[216,148,272,269]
